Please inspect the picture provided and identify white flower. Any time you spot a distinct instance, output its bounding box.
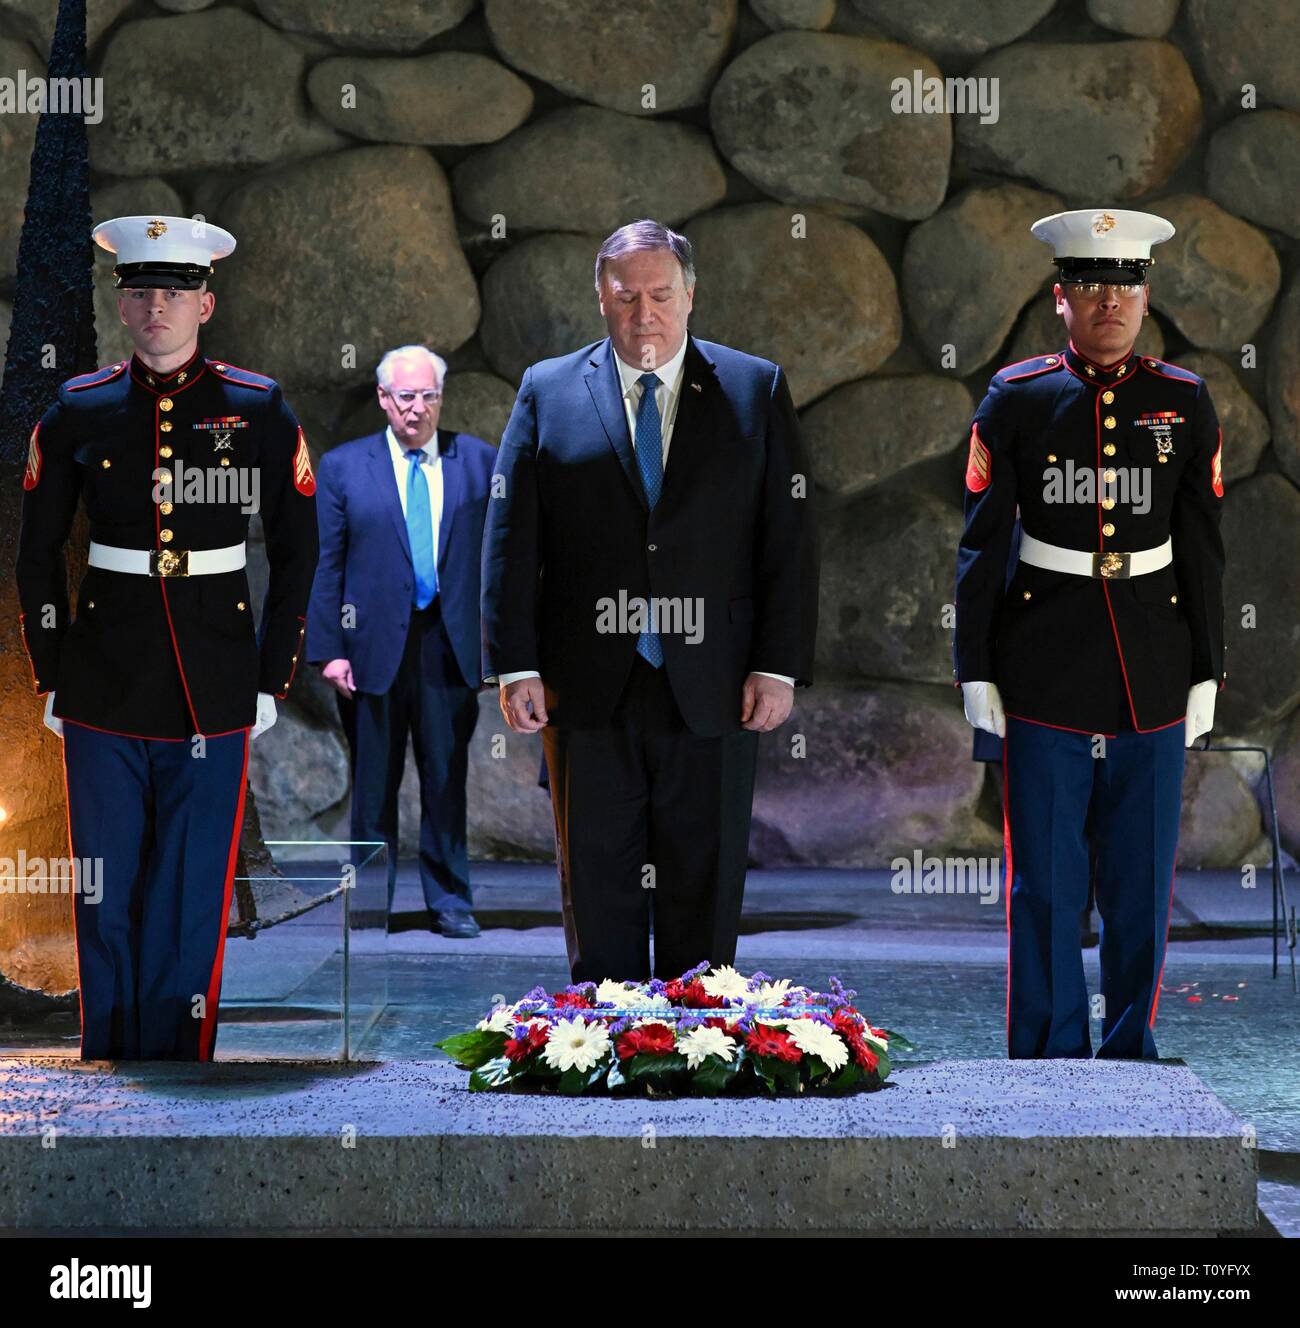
[595,978,637,1005]
[751,977,794,1007]
[678,1024,737,1069]
[699,964,751,1001]
[631,991,672,1012]
[862,1026,889,1052]
[785,1018,848,1072]
[540,1016,611,1073]
[475,1006,515,1034]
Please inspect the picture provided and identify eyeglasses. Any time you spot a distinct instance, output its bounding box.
[1064,282,1146,299]
[382,388,442,406]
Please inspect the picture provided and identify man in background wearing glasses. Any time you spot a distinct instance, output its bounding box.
[306,346,496,936]
[954,209,1226,1060]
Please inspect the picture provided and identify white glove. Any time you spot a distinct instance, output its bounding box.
[961,681,1005,737]
[42,691,63,736]
[1185,680,1217,748]
[250,691,278,740]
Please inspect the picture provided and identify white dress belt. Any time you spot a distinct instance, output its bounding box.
[88,540,246,576]
[1019,533,1172,580]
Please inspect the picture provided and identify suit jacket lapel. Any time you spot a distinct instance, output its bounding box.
[657,335,717,511]
[584,337,648,511]
[436,430,460,574]
[367,429,412,566]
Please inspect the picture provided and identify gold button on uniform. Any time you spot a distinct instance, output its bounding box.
[160,501,174,515]
[159,397,173,412]
[1102,522,1115,536]
[1103,468,1117,482]
[87,601,94,609]
[1103,415,1116,429]
[1102,390,1115,404]
[159,528,173,543]
[1101,497,1115,509]
[220,456,231,466]
[1103,443,1116,456]
[1047,453,1057,462]
[101,458,111,468]
[159,445,173,458]
[237,601,246,611]
[1170,595,1178,604]
[161,420,173,432]
[1022,591,1032,600]
[158,471,171,484]
[1158,454,1168,463]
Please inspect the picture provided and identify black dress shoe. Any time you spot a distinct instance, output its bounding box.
[437,910,480,938]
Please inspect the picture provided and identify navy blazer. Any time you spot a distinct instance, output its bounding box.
[481,333,820,735]
[306,428,497,694]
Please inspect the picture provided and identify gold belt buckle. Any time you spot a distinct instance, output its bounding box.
[149,548,190,577]
[1093,550,1130,579]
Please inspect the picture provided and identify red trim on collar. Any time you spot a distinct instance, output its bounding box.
[1063,340,1138,386]
[130,345,206,393]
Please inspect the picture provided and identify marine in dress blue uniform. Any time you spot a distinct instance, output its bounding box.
[16,215,319,1060]
[954,209,1226,1059]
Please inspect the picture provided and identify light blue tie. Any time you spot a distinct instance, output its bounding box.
[634,372,663,668]
[405,448,438,608]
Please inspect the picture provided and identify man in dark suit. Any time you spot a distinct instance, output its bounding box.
[306,346,497,936]
[481,219,820,983]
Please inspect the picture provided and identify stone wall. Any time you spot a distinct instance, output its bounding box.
[2,0,1296,869]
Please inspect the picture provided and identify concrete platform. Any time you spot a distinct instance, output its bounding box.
[0,1056,1260,1234]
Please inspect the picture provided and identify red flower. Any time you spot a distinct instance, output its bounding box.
[552,991,593,1009]
[681,979,726,1009]
[504,1022,548,1062]
[616,1022,677,1060]
[663,979,687,1000]
[746,1026,802,1062]
[703,1016,745,1039]
[831,1010,879,1072]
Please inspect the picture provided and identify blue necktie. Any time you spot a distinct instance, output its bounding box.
[405,448,438,608]
[634,372,663,668]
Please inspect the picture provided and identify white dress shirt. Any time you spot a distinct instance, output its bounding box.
[388,425,443,574]
[495,336,794,689]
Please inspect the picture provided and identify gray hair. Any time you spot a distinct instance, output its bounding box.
[376,344,447,389]
[594,219,695,293]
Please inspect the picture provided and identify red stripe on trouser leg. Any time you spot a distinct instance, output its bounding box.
[198,729,251,1061]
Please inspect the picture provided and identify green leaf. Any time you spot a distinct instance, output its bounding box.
[805,1054,830,1081]
[750,1054,777,1095]
[623,1051,688,1081]
[691,1055,740,1094]
[771,1057,802,1094]
[557,1061,609,1095]
[436,1029,508,1070]
[468,1055,517,1091]
[824,1061,865,1094]
[876,1028,915,1052]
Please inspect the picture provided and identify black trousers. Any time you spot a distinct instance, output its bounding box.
[541,653,759,983]
[338,596,479,916]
